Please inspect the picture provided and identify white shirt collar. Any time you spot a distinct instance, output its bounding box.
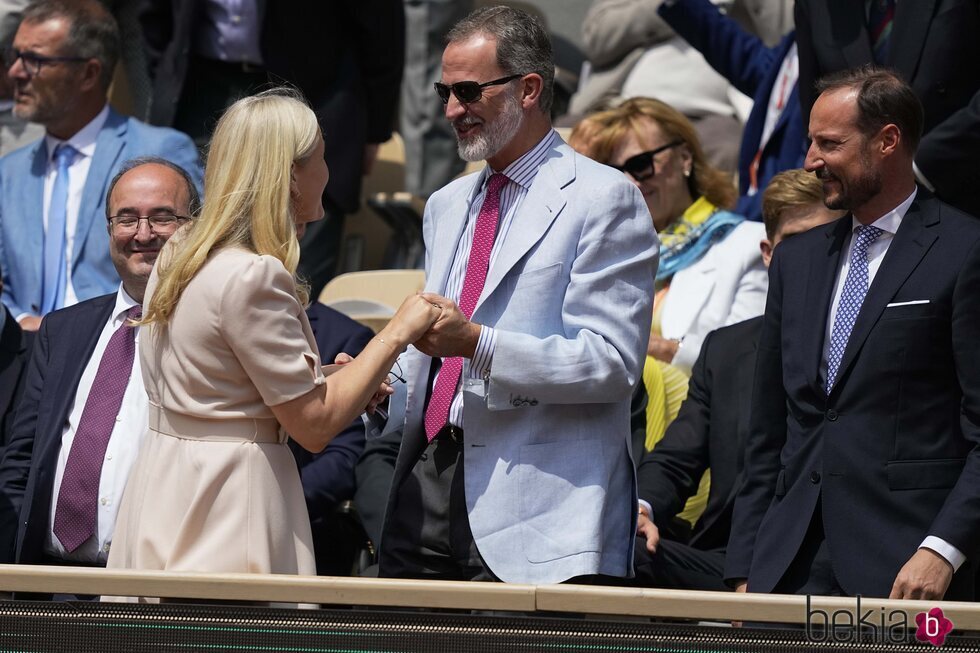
[850,187,917,236]
[112,284,141,327]
[44,103,110,163]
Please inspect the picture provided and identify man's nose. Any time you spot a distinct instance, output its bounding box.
[444,94,466,121]
[803,143,822,172]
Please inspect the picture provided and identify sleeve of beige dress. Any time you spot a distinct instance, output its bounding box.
[218,254,326,406]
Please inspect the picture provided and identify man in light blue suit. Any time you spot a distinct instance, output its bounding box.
[377,6,658,584]
[0,0,201,330]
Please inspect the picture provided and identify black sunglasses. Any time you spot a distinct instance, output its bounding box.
[613,141,684,181]
[434,74,524,104]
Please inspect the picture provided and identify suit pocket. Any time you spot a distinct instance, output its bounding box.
[512,262,562,292]
[519,439,604,563]
[886,459,964,490]
[880,303,936,320]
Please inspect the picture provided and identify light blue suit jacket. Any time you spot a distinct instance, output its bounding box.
[380,136,659,583]
[0,108,202,318]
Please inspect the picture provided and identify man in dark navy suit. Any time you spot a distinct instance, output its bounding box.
[727,67,980,600]
[0,157,198,566]
[630,169,841,590]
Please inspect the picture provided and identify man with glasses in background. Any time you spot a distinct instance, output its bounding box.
[0,0,200,332]
[375,6,658,584]
[0,157,195,573]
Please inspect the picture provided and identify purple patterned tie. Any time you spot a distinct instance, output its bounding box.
[826,225,883,393]
[53,304,141,552]
[424,173,509,441]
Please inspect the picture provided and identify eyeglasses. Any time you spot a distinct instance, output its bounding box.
[4,47,89,76]
[387,359,406,385]
[612,141,684,182]
[434,74,524,104]
[107,214,191,234]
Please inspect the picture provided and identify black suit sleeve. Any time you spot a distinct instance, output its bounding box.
[342,0,405,144]
[138,0,175,80]
[929,237,980,557]
[353,426,400,547]
[637,329,714,524]
[794,0,818,130]
[724,246,787,583]
[0,317,49,563]
[916,92,980,215]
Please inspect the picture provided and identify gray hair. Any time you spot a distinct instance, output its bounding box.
[447,5,555,114]
[23,0,119,90]
[105,157,201,219]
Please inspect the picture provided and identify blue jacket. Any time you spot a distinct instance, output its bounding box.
[0,108,202,318]
[660,0,806,221]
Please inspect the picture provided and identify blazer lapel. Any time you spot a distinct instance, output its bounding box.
[804,217,850,395]
[426,173,482,295]
[831,197,938,397]
[73,110,126,266]
[39,297,115,445]
[475,144,568,312]
[889,0,937,80]
[20,143,48,308]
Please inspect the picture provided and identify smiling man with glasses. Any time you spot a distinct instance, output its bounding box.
[375,5,658,586]
[0,0,202,333]
[0,158,197,575]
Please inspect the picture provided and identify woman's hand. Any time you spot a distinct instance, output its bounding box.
[331,352,393,414]
[384,294,441,347]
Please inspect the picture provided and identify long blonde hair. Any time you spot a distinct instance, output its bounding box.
[143,88,321,324]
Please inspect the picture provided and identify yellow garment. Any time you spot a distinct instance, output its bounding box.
[642,281,711,527]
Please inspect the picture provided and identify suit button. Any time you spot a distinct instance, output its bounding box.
[810,471,821,484]
[826,409,838,421]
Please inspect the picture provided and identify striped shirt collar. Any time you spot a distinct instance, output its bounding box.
[477,129,559,193]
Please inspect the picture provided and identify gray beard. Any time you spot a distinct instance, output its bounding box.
[455,94,523,162]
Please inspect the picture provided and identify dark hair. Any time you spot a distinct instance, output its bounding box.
[815,65,923,154]
[23,0,119,90]
[447,5,555,114]
[106,157,201,218]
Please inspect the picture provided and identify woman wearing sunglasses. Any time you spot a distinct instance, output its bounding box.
[571,97,766,526]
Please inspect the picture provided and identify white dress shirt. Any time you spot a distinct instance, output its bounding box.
[821,187,965,572]
[38,104,110,313]
[45,285,148,564]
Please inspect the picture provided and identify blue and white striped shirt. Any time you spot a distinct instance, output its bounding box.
[442,129,559,429]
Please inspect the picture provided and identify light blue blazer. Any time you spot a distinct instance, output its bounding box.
[0,108,202,318]
[380,136,659,584]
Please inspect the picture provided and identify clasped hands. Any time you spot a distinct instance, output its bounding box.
[331,292,482,413]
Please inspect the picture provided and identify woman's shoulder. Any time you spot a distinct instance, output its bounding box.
[206,248,290,278]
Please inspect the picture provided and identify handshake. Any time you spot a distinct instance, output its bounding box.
[330,292,483,414]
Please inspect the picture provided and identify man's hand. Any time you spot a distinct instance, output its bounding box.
[889,548,953,600]
[414,293,481,358]
[18,315,42,331]
[647,333,679,363]
[636,509,660,553]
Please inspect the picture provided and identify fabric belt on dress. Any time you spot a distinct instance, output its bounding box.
[148,403,283,443]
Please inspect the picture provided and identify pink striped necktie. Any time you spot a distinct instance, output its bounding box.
[53,304,141,553]
[424,172,509,441]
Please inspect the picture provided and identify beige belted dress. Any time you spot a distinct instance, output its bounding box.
[106,247,321,580]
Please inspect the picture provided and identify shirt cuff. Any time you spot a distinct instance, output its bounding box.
[913,161,936,192]
[920,536,966,572]
[468,325,495,380]
[638,499,653,519]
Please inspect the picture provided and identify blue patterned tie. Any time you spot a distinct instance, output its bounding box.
[826,225,884,393]
[41,143,78,315]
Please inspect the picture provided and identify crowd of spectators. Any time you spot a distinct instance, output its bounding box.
[0,0,977,610]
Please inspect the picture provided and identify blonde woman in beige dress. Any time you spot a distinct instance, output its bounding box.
[106,90,438,581]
